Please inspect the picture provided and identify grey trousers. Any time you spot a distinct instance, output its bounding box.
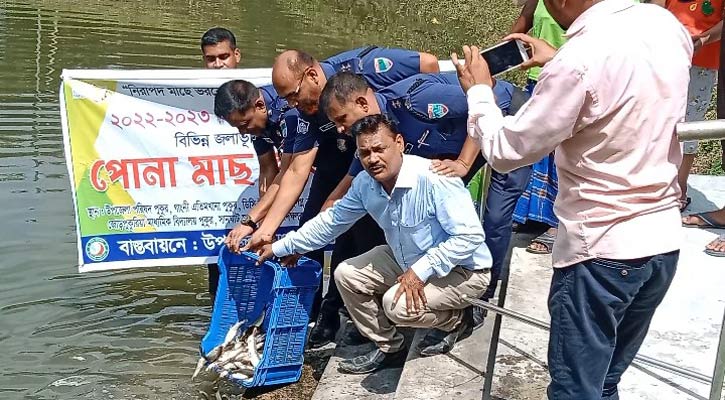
[334,245,489,352]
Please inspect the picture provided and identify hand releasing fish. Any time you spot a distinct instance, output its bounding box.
[192,310,267,384]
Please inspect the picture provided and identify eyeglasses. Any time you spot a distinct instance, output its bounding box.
[282,67,311,102]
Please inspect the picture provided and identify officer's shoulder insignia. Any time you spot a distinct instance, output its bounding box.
[297,119,310,135]
[374,57,394,73]
[427,103,449,119]
[320,121,336,132]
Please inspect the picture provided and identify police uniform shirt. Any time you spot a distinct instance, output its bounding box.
[348,73,521,176]
[320,46,423,91]
[289,46,426,177]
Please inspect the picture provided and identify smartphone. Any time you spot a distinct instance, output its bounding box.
[480,40,530,77]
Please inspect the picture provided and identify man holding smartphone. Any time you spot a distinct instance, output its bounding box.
[454,0,691,398]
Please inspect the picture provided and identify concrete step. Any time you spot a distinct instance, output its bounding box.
[311,320,410,400]
[392,314,495,400]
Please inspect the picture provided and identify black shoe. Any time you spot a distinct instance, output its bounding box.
[337,347,407,374]
[417,307,474,357]
[340,322,370,346]
[308,300,340,349]
[472,306,487,329]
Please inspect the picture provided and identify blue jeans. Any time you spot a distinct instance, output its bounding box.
[547,251,679,400]
[483,165,532,298]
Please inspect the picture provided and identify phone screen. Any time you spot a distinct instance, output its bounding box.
[480,41,525,76]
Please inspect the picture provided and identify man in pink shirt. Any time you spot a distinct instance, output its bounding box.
[453,0,692,398]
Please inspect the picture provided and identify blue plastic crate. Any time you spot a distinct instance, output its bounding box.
[200,248,322,388]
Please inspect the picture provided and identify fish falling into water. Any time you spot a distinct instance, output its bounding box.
[193,311,266,383]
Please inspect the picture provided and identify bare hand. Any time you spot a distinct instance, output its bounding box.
[255,244,275,265]
[391,269,427,315]
[242,230,274,253]
[430,159,470,178]
[502,33,556,69]
[321,199,336,212]
[224,223,254,254]
[451,45,493,92]
[279,253,302,268]
[692,34,705,52]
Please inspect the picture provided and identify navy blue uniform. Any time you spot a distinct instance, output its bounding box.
[301,47,425,320]
[348,72,468,176]
[321,46,423,91]
[347,72,518,181]
[479,84,533,300]
[293,46,425,157]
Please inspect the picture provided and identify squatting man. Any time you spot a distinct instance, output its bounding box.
[256,114,492,374]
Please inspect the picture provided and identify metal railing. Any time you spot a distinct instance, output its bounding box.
[473,119,725,400]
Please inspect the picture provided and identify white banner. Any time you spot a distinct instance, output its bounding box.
[60,69,310,272]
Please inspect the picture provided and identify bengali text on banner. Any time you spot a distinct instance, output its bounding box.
[59,70,309,272]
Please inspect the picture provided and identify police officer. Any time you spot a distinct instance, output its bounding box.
[321,71,532,353]
[241,47,439,346]
[214,80,291,195]
[214,80,314,260]
[208,79,298,303]
[201,27,241,69]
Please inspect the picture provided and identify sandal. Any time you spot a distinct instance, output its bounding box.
[705,235,725,258]
[526,231,556,255]
[679,197,691,212]
[683,212,725,229]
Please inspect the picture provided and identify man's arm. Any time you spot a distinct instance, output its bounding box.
[407,77,469,120]
[257,150,280,197]
[409,175,487,282]
[696,20,724,48]
[250,148,318,244]
[510,0,538,34]
[452,45,585,173]
[466,61,587,172]
[249,152,292,222]
[321,173,354,211]
[418,52,440,73]
[271,177,368,257]
[225,152,294,253]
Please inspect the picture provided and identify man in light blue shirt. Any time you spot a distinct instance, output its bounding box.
[257,114,491,374]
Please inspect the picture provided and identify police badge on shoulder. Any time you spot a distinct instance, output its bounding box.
[337,138,348,152]
[297,119,310,135]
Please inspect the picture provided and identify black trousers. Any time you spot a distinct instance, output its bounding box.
[451,154,531,299]
[298,170,347,319]
[208,263,220,306]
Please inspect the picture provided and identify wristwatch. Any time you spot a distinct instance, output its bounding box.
[240,215,258,231]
